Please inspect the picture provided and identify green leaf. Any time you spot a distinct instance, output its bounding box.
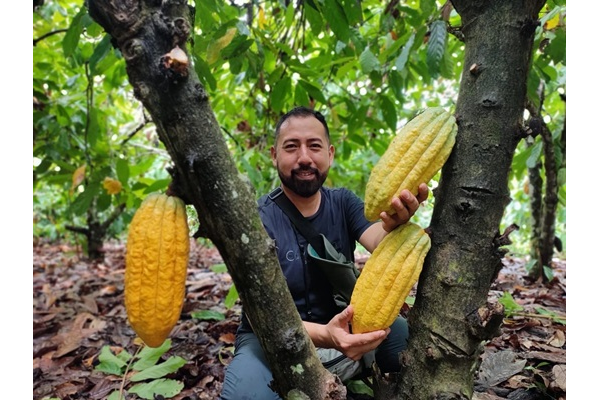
[116,158,130,186]
[394,33,415,72]
[498,292,524,317]
[132,340,172,371]
[426,20,447,78]
[89,35,114,75]
[321,0,351,42]
[340,0,363,25]
[285,4,295,28]
[346,379,374,396]
[193,55,217,91]
[294,84,311,107]
[130,357,187,382]
[271,76,292,113]
[224,284,239,309]
[359,47,379,74]
[191,310,226,321]
[128,379,184,399]
[94,346,130,376]
[379,95,397,131]
[210,263,228,273]
[221,36,254,60]
[143,179,171,194]
[526,141,543,168]
[299,80,327,104]
[63,7,87,58]
[106,391,123,400]
[545,29,566,65]
[70,183,99,216]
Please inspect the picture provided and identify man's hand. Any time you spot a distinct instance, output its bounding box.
[307,306,389,361]
[380,183,429,232]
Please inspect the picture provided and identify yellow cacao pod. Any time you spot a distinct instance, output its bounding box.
[125,193,190,347]
[364,107,457,221]
[350,222,430,334]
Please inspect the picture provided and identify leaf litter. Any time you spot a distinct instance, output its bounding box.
[33,240,566,399]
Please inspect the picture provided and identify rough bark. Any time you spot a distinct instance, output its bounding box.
[393,1,546,399]
[85,0,344,398]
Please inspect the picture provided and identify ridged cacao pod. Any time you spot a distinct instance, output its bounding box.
[350,222,430,334]
[125,193,190,347]
[364,107,457,221]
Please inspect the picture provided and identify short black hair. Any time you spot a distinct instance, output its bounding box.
[274,106,330,143]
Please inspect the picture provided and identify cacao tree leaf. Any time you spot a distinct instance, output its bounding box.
[116,158,130,185]
[130,357,187,382]
[545,29,566,65]
[394,32,416,72]
[285,3,295,28]
[133,340,171,371]
[359,47,379,74]
[379,95,397,131]
[294,84,311,107]
[128,379,184,399]
[426,20,447,78]
[192,54,217,91]
[526,141,543,168]
[70,183,100,215]
[340,0,363,25]
[224,284,239,309]
[221,35,253,60]
[304,3,324,35]
[299,80,327,104]
[191,310,226,321]
[321,0,351,42]
[271,76,292,113]
[63,7,87,58]
[89,34,113,76]
[94,345,131,375]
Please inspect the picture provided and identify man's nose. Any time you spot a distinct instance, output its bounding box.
[297,145,312,164]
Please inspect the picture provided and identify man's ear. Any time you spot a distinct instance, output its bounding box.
[329,144,335,165]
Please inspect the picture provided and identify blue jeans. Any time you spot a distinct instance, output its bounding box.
[219,317,409,400]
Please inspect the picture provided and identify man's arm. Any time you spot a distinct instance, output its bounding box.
[359,184,429,253]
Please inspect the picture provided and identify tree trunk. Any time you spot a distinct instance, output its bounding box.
[86,0,344,398]
[394,1,546,398]
[526,102,562,281]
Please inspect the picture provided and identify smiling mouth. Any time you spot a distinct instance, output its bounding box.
[294,169,316,179]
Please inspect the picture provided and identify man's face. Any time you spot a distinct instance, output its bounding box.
[271,115,334,198]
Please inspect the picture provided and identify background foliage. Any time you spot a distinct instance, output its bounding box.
[33,0,566,258]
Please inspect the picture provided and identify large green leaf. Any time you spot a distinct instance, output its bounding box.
[426,20,447,78]
[62,7,87,58]
[130,357,187,382]
[128,379,184,399]
[321,0,351,42]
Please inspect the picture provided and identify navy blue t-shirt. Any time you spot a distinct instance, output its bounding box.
[238,186,375,332]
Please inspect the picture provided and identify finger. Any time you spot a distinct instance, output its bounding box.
[399,190,419,215]
[416,183,429,203]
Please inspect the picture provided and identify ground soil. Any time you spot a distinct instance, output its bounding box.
[33,239,566,400]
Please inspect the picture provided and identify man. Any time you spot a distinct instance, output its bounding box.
[220,106,428,399]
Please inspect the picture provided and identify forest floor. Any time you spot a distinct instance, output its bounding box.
[33,239,566,400]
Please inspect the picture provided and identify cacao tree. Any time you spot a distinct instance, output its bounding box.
[394,1,547,398]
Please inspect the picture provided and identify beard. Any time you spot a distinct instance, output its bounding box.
[278,166,328,198]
